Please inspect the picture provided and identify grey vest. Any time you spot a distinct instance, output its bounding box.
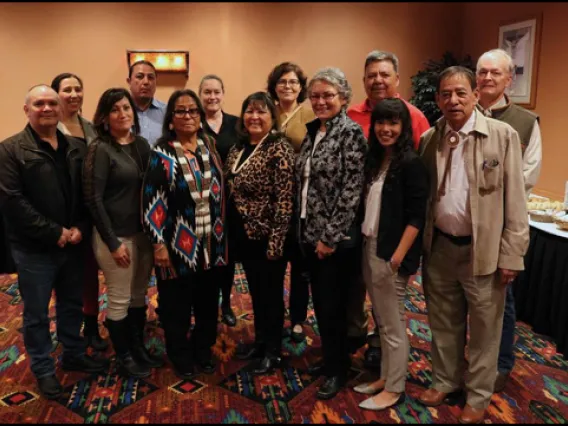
[490,103,539,156]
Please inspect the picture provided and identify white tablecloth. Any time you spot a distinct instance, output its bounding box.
[529,218,568,239]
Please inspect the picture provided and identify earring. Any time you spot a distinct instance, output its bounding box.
[169,123,174,130]
[104,123,109,131]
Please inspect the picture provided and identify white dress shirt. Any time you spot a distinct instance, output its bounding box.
[434,110,477,237]
[301,130,325,219]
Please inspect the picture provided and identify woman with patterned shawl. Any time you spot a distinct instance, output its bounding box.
[142,89,227,380]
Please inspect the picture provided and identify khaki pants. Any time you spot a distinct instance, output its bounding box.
[362,237,408,392]
[92,229,154,321]
[423,233,506,410]
[346,259,381,348]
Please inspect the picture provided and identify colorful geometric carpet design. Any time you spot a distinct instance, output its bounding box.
[0,266,567,424]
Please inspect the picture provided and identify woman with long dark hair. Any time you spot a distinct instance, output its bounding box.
[353,98,429,410]
[83,88,163,378]
[142,89,228,378]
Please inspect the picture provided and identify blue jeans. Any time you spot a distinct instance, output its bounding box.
[498,284,516,374]
[12,247,85,379]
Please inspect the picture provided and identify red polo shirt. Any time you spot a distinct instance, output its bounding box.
[347,94,430,150]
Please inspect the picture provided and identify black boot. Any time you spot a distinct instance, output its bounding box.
[83,314,109,351]
[128,307,164,368]
[105,318,151,379]
[221,303,237,327]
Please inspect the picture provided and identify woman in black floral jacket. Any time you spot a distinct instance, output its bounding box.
[296,67,368,400]
[141,89,227,379]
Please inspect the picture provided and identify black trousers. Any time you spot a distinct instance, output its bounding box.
[219,259,235,308]
[285,235,311,326]
[306,243,359,380]
[156,268,221,367]
[240,237,287,357]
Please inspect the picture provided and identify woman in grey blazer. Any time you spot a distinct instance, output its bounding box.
[295,67,367,400]
[51,73,107,352]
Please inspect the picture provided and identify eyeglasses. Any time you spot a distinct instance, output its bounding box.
[173,108,200,118]
[309,93,339,102]
[276,79,301,87]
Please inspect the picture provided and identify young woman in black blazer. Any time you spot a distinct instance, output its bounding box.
[353,98,429,411]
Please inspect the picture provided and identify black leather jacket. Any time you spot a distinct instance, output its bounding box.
[0,126,88,253]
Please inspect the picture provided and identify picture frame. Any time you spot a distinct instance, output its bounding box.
[498,15,542,109]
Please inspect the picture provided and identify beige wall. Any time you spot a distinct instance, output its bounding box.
[0,2,461,139]
[461,2,568,200]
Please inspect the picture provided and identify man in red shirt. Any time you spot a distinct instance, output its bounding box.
[346,50,430,370]
[348,50,430,150]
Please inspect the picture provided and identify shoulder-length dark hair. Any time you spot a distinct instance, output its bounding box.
[51,72,84,92]
[266,62,308,104]
[235,91,283,149]
[155,89,207,147]
[365,98,413,184]
[92,88,141,144]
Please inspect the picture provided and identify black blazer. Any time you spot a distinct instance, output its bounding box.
[202,112,238,164]
[367,150,429,276]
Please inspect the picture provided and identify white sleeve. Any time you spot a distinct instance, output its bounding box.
[523,121,542,198]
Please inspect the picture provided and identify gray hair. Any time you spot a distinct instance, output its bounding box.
[24,84,59,105]
[365,50,399,73]
[477,49,515,75]
[308,67,352,106]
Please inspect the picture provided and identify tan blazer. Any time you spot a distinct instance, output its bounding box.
[419,113,529,276]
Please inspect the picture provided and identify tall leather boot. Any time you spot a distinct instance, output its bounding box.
[127,306,164,368]
[83,314,109,351]
[105,318,150,378]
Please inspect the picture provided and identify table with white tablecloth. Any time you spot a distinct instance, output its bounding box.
[514,218,568,359]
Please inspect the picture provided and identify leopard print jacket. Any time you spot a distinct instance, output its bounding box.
[295,110,368,248]
[224,133,295,258]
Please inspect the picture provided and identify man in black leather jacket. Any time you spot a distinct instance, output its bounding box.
[0,85,108,400]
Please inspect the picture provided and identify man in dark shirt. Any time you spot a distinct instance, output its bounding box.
[0,85,108,400]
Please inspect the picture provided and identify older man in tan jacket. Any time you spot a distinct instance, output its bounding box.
[418,66,528,424]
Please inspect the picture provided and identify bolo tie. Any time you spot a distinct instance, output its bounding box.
[437,130,460,201]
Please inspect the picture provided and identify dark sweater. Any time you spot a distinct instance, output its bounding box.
[83,136,150,252]
[202,112,238,163]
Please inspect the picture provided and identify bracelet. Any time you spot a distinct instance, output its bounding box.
[154,245,166,253]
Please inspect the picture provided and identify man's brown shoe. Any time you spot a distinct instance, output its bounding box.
[458,404,486,424]
[418,388,449,406]
[494,372,510,393]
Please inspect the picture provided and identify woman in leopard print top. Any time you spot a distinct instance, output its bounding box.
[224,92,295,375]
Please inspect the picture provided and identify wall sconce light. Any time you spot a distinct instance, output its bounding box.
[127,50,190,77]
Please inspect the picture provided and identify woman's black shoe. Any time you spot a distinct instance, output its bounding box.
[172,361,195,380]
[252,356,281,375]
[83,314,109,351]
[196,358,216,375]
[116,354,151,379]
[236,343,264,360]
[221,305,237,327]
[317,376,346,400]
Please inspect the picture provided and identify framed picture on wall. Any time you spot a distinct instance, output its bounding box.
[498,15,542,109]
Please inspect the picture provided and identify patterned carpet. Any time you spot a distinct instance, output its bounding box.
[0,265,567,424]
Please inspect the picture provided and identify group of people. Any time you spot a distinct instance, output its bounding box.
[0,46,541,424]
